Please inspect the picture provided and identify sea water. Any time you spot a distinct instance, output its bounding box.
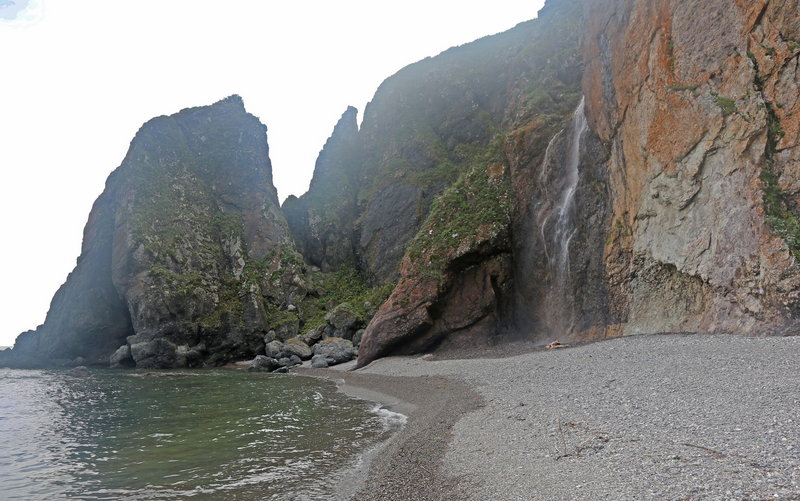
[0,368,403,500]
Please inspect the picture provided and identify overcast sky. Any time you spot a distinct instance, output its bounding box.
[0,0,546,347]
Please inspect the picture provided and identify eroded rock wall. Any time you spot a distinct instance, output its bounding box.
[583,0,800,335]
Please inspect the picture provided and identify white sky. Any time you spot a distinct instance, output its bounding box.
[0,0,546,347]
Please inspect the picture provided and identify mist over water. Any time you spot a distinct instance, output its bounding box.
[0,368,398,500]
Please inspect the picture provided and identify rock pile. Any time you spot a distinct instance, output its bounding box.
[249,302,363,372]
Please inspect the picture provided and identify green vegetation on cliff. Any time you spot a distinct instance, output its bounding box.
[760,108,800,261]
[407,136,512,283]
[299,267,394,330]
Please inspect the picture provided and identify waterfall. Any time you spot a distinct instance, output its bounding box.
[553,97,587,287]
[533,97,587,337]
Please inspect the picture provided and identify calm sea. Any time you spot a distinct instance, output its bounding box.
[0,367,404,500]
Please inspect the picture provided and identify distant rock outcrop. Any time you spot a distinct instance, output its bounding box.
[283,106,361,272]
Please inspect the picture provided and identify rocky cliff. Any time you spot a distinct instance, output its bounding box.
[6,97,309,368]
[282,0,588,366]
[357,0,800,364]
[583,0,800,336]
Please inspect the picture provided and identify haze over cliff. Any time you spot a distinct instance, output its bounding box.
[3,0,799,369]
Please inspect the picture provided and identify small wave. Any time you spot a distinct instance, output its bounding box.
[369,404,407,430]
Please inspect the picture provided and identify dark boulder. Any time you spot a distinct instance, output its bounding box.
[109,345,134,368]
[130,338,178,369]
[299,325,325,346]
[352,329,365,347]
[249,355,279,372]
[265,340,284,359]
[283,339,312,360]
[311,355,329,368]
[66,366,91,377]
[312,337,356,365]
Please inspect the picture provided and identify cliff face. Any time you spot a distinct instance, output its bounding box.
[358,0,800,364]
[583,0,800,336]
[285,1,583,289]
[282,107,361,273]
[356,0,587,365]
[8,96,308,368]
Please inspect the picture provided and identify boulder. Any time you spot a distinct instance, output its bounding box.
[67,366,91,377]
[109,344,134,368]
[130,338,178,369]
[273,317,300,342]
[175,344,203,368]
[311,355,329,368]
[299,325,325,346]
[352,329,365,347]
[329,303,361,332]
[277,357,292,367]
[265,340,284,359]
[283,338,312,360]
[322,324,337,339]
[249,355,279,372]
[312,337,356,365]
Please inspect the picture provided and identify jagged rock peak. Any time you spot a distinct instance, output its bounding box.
[308,106,359,192]
[283,106,362,272]
[211,93,246,110]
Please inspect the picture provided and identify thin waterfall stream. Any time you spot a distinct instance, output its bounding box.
[534,97,588,337]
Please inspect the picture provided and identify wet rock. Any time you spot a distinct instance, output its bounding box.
[67,366,91,377]
[175,344,203,367]
[109,345,134,368]
[130,339,178,369]
[249,355,279,372]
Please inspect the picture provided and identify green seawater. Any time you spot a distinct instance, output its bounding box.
[0,368,401,500]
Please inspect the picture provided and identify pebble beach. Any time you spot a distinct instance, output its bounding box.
[304,334,800,500]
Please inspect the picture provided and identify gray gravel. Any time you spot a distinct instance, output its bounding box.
[354,334,800,501]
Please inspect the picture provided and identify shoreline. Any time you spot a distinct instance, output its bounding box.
[300,333,800,500]
[296,363,482,500]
